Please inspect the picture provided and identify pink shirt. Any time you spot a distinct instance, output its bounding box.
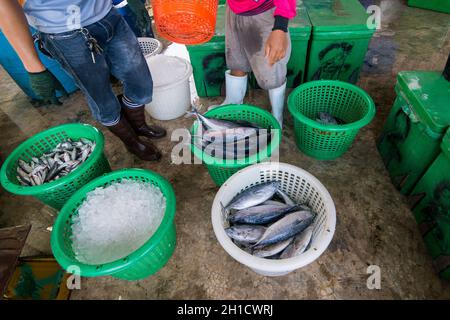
[227,0,297,19]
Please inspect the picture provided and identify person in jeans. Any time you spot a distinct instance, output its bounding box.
[0,0,165,161]
[211,0,296,128]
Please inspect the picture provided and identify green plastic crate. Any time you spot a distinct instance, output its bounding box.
[188,4,311,97]
[377,71,450,195]
[288,80,375,160]
[190,104,281,186]
[303,0,375,84]
[51,169,177,280]
[409,129,450,280]
[408,0,450,14]
[187,4,227,98]
[0,124,111,210]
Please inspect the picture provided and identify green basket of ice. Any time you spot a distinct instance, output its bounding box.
[50,168,176,280]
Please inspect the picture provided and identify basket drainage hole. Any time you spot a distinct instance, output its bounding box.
[327,229,331,233]
[313,248,317,251]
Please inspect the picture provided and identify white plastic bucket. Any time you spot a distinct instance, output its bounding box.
[145,55,193,121]
[211,162,336,277]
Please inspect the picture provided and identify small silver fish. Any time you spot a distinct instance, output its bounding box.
[16,138,94,186]
[18,159,33,174]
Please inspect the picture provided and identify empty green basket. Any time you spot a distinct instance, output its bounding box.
[50,168,177,280]
[0,123,111,209]
[190,104,282,186]
[288,80,376,160]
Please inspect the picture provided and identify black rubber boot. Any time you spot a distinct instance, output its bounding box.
[107,116,162,162]
[118,94,167,139]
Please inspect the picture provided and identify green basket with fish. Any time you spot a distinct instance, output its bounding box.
[50,168,177,280]
[0,123,111,210]
[288,80,376,160]
[190,105,282,186]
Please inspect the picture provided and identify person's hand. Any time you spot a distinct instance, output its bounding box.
[28,69,67,105]
[264,30,288,66]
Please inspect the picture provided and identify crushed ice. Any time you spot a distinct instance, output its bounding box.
[71,180,166,265]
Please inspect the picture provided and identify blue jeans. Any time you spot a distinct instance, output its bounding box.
[40,9,152,126]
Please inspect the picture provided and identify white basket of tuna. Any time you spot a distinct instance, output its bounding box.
[145,55,193,121]
[138,37,163,58]
[211,162,336,277]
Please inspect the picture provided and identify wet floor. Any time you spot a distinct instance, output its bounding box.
[1,0,450,299]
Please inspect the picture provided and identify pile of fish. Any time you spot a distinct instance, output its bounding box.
[16,138,95,186]
[188,108,272,160]
[316,112,346,125]
[222,181,316,259]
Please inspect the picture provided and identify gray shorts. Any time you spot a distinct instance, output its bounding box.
[225,6,291,90]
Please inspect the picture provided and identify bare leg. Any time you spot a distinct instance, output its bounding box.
[230,70,247,77]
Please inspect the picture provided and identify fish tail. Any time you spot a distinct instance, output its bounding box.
[220,202,227,216]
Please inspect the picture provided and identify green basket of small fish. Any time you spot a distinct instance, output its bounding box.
[0,123,111,210]
[189,105,282,186]
[288,80,376,160]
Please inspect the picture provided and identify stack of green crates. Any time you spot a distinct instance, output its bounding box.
[409,129,450,280]
[187,3,312,97]
[377,71,450,195]
[303,0,375,84]
[187,4,227,97]
[408,0,450,14]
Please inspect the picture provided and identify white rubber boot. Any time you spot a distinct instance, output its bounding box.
[269,81,287,128]
[208,70,248,110]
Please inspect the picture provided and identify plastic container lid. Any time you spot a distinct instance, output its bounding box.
[145,55,193,90]
[290,5,312,38]
[397,71,450,134]
[304,0,375,33]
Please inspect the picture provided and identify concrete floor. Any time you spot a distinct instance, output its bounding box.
[1,0,450,299]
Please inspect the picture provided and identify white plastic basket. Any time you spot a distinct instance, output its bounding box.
[138,37,162,58]
[211,162,336,277]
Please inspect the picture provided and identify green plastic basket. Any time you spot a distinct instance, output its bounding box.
[190,105,282,186]
[288,80,376,160]
[0,123,111,209]
[50,168,177,280]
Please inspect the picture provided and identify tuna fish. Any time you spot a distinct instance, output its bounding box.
[225,225,266,245]
[222,181,281,214]
[254,210,315,247]
[280,225,314,259]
